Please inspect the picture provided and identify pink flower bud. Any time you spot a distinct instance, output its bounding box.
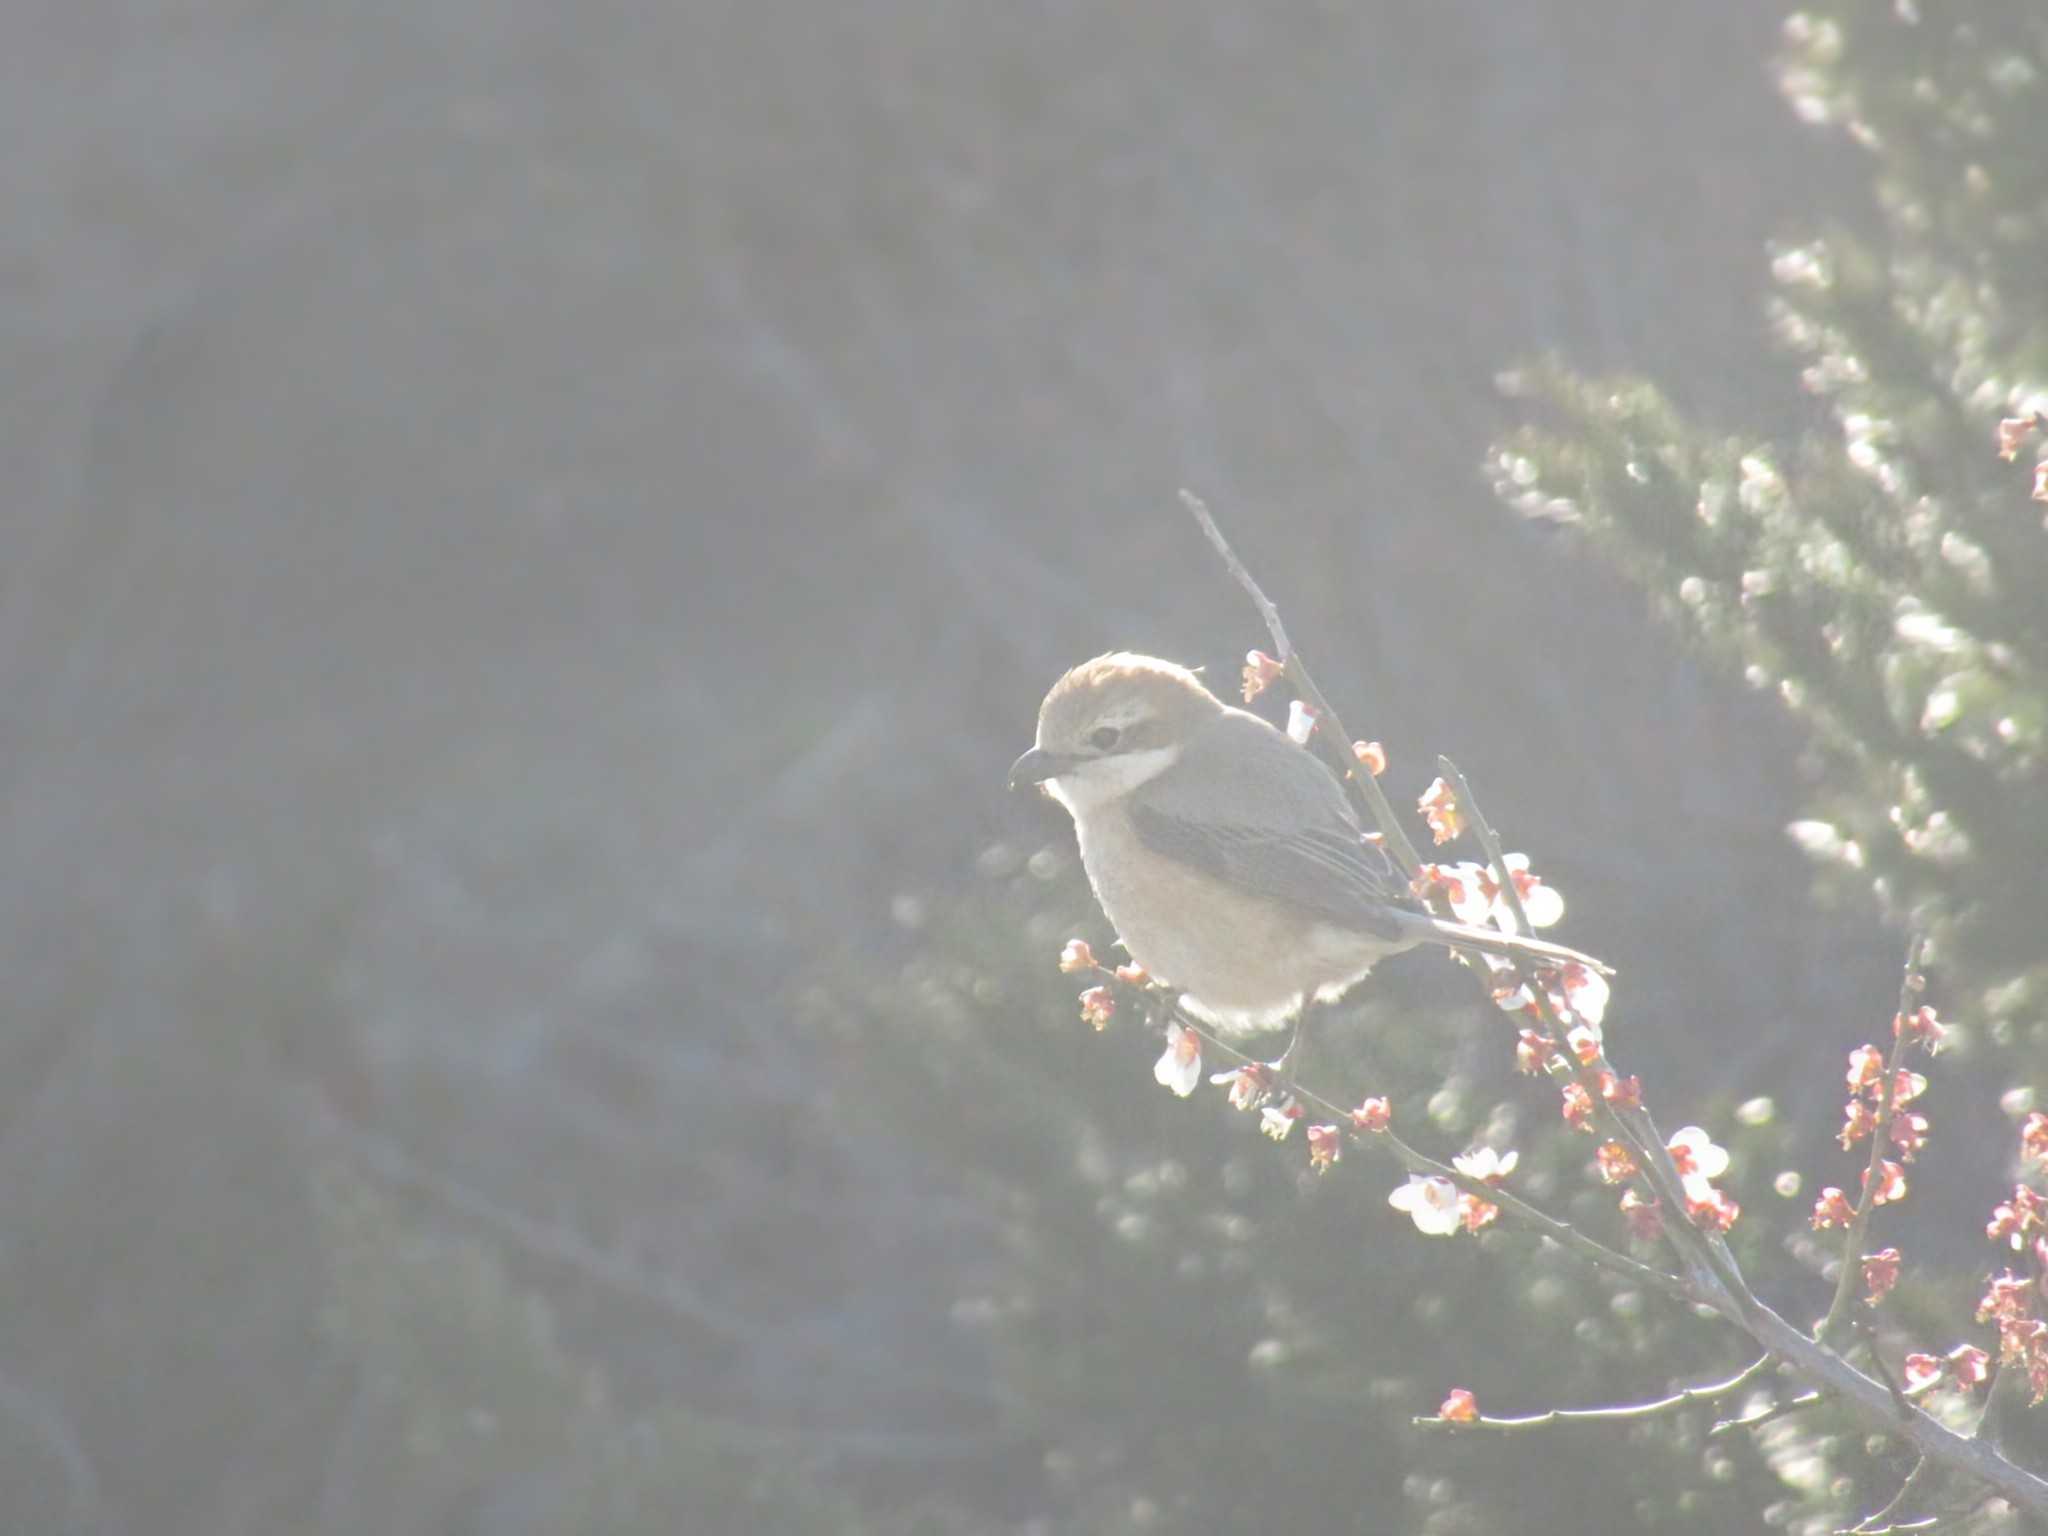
[1241,650,1284,703]
[1351,1096,1391,1133]
[1811,1187,1855,1230]
[1862,1159,1907,1205]
[1560,1082,1595,1132]
[1895,1005,1946,1051]
[1418,778,1465,845]
[1306,1123,1341,1172]
[1947,1344,1991,1388]
[2022,1111,2048,1162]
[1862,1247,1902,1305]
[1594,1141,1638,1184]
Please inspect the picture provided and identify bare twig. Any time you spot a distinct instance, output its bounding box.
[1711,1388,1826,1438]
[1855,1314,1916,1422]
[1844,1455,1931,1534]
[1974,1353,2015,1444]
[1180,489,1426,875]
[1413,1353,1775,1432]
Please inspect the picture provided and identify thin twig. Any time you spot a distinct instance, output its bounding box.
[1178,489,1295,665]
[1972,1350,2016,1446]
[1855,1315,1916,1422]
[1845,1454,1931,1534]
[1179,490,1426,876]
[1413,1353,1775,1432]
[1820,936,1925,1344]
[1711,1388,1826,1438]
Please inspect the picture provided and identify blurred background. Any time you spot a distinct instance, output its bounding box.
[5,2,2045,1532]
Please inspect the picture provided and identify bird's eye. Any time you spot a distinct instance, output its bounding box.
[1088,725,1121,751]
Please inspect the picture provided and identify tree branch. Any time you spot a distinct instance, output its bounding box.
[1162,1002,1700,1307]
[1413,1353,1775,1433]
[1173,487,2048,1521]
[1435,754,1736,1301]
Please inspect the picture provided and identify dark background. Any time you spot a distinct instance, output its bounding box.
[0,3,1922,1531]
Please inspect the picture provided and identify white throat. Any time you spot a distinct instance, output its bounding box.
[1046,744,1181,815]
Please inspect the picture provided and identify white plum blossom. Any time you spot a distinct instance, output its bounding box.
[1451,1147,1519,1183]
[1260,1102,1301,1140]
[1389,1175,1463,1236]
[1443,862,1496,926]
[1515,878,1565,930]
[1493,853,1564,931]
[1667,1125,1732,1204]
[1481,952,1535,1012]
[1667,1126,1730,1177]
[1563,965,1610,1028]
[1152,1023,1202,1098]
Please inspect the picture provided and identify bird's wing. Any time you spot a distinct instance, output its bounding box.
[1127,711,1415,939]
[1126,800,1413,939]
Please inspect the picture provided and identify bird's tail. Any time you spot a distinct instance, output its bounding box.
[1398,912,1615,978]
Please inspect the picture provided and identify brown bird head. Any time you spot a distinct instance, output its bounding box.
[1009,653,1224,806]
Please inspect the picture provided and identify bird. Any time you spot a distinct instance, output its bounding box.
[1009,652,1608,1048]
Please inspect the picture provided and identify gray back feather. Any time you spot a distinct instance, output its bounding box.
[1127,708,1412,939]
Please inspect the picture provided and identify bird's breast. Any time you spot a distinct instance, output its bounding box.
[1070,805,1396,1032]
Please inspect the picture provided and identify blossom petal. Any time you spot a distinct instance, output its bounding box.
[1389,1175,1463,1236]
[1517,881,1565,930]
[1152,1024,1202,1097]
[1668,1125,1730,1180]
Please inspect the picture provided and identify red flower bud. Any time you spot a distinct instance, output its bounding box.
[1862,1247,1902,1305]
[1439,1388,1479,1425]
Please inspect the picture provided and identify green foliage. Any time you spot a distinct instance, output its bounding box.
[1494,4,2048,1042]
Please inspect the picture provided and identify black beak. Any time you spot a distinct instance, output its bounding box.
[1008,746,1069,791]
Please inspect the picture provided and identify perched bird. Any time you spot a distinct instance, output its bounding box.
[1009,652,1608,1038]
